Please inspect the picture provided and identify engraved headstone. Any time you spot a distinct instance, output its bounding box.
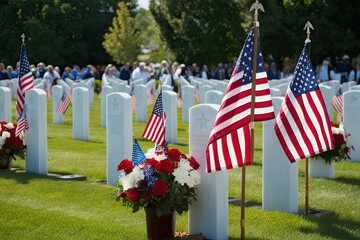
[182,85,195,123]
[25,89,48,174]
[162,90,177,143]
[135,84,147,122]
[52,85,64,124]
[101,86,113,128]
[262,97,298,212]
[73,87,90,141]
[205,90,223,105]
[106,92,132,186]
[342,82,355,93]
[0,87,11,122]
[344,90,360,161]
[188,104,228,239]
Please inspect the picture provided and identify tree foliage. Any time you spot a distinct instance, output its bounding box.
[149,0,246,66]
[0,0,135,67]
[103,2,140,64]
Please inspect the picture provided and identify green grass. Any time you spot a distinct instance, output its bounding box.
[1,96,360,239]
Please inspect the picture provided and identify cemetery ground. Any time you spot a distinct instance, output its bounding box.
[1,96,360,240]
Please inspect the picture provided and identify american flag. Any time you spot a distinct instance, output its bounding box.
[274,41,334,163]
[142,92,166,145]
[331,87,343,113]
[132,94,137,111]
[16,44,34,116]
[206,27,274,173]
[56,91,71,114]
[147,89,155,105]
[194,89,200,101]
[177,94,182,108]
[15,105,29,137]
[132,139,146,166]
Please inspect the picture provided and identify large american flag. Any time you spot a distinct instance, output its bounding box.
[132,139,146,166]
[274,41,334,162]
[15,105,29,137]
[206,27,274,173]
[56,91,71,114]
[16,44,34,116]
[142,92,166,145]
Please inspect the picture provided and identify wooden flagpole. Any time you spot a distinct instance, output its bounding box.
[241,1,265,239]
[303,21,314,214]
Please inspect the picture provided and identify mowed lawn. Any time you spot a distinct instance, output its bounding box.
[1,95,360,240]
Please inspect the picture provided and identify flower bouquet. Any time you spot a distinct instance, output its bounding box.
[116,147,201,217]
[312,122,354,164]
[0,122,27,170]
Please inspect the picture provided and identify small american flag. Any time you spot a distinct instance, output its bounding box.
[331,87,343,113]
[16,44,34,116]
[56,91,71,114]
[194,89,200,101]
[206,27,274,173]
[15,105,29,137]
[177,94,182,108]
[132,94,137,112]
[274,41,334,162]
[142,92,166,145]
[132,139,146,166]
[147,89,155,105]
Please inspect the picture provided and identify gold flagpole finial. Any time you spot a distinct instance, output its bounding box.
[21,34,26,45]
[250,0,265,22]
[303,21,314,41]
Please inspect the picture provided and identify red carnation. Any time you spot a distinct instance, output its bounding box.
[119,191,127,199]
[117,159,134,174]
[333,134,345,145]
[166,148,181,161]
[189,156,200,170]
[152,179,168,196]
[127,188,140,202]
[147,158,159,168]
[344,147,350,154]
[144,191,152,199]
[156,160,174,173]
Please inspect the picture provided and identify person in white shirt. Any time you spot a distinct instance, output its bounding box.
[102,64,115,86]
[43,65,60,98]
[131,62,150,82]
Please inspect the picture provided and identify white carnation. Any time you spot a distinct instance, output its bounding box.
[178,158,192,171]
[145,147,167,161]
[129,166,145,183]
[4,122,14,130]
[2,131,10,138]
[173,168,190,186]
[189,170,201,187]
[331,126,340,135]
[121,175,135,191]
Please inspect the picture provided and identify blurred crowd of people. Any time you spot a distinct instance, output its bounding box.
[1,53,359,85]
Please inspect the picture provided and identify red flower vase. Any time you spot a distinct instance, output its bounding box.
[145,209,176,240]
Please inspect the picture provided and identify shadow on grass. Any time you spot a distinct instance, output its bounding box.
[300,213,360,239]
[0,171,62,184]
[333,177,360,186]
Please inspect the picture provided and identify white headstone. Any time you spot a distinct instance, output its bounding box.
[342,82,356,93]
[106,92,132,186]
[188,104,228,239]
[135,84,147,122]
[321,80,340,97]
[25,89,48,174]
[350,85,360,91]
[57,79,71,96]
[276,83,289,95]
[199,85,213,103]
[85,80,94,110]
[52,85,64,124]
[344,90,360,162]
[162,85,173,91]
[268,80,281,88]
[262,97,298,212]
[146,79,156,94]
[319,85,334,121]
[182,85,195,123]
[11,78,18,97]
[162,90,177,143]
[101,86,113,128]
[205,90,223,105]
[270,87,282,97]
[215,82,228,93]
[0,87,11,122]
[73,87,90,141]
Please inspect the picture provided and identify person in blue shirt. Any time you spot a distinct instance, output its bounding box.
[0,63,10,80]
[267,62,280,80]
[35,62,47,78]
[81,66,94,80]
[119,62,131,84]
